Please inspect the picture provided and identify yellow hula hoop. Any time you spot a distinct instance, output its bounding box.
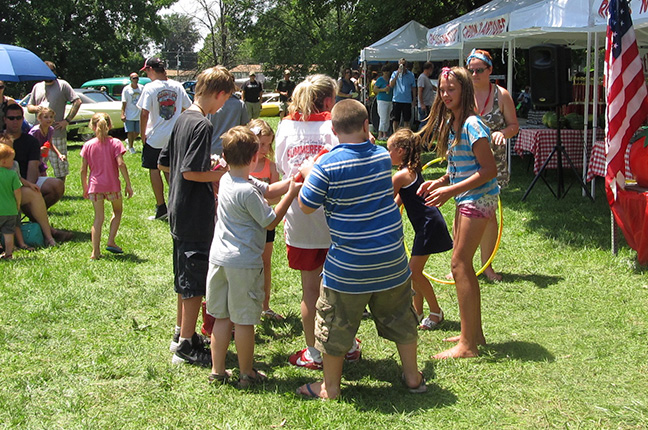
[402,156,504,285]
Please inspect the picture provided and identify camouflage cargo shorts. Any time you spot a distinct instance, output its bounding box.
[314,279,419,357]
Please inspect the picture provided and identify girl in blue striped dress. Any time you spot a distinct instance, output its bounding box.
[417,66,498,359]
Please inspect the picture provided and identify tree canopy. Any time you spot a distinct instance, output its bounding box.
[0,0,175,89]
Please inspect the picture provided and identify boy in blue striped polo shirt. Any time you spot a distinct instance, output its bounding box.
[296,99,425,400]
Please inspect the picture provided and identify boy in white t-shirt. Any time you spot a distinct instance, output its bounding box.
[206,126,300,387]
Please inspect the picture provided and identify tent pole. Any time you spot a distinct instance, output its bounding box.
[507,39,514,179]
[592,32,601,199]
[583,32,592,198]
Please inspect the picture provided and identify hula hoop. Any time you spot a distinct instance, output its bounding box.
[401,156,504,285]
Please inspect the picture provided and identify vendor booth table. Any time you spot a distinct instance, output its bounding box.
[515,127,605,175]
[586,140,633,182]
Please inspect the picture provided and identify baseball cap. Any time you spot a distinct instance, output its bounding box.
[140,57,164,71]
[249,71,256,76]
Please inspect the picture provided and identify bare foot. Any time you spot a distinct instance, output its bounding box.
[483,267,502,281]
[90,254,102,260]
[296,381,336,400]
[45,238,57,247]
[433,343,479,359]
[0,252,13,260]
[443,335,486,345]
[16,243,35,251]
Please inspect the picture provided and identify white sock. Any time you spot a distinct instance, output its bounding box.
[307,346,322,362]
[174,326,181,335]
[179,336,192,346]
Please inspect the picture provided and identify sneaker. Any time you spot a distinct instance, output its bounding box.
[170,331,180,352]
[128,147,137,154]
[148,203,168,221]
[288,348,323,370]
[172,339,212,367]
[345,338,362,362]
[170,332,210,352]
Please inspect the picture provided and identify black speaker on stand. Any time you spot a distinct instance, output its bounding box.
[522,44,593,201]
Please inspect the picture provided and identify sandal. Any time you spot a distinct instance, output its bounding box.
[402,372,427,394]
[16,243,35,251]
[0,252,13,260]
[261,309,284,321]
[208,369,232,385]
[238,368,267,389]
[418,310,444,330]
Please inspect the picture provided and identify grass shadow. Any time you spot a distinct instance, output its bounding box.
[495,272,563,289]
[103,252,147,263]
[480,340,555,362]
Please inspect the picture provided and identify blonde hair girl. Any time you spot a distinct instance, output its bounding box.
[249,118,283,321]
[80,113,133,259]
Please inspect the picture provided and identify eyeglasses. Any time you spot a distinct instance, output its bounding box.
[467,67,487,75]
[5,115,23,121]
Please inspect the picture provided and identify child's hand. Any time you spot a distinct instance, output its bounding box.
[417,179,440,197]
[288,176,303,197]
[124,184,134,199]
[424,186,452,207]
[83,188,89,199]
[59,154,67,161]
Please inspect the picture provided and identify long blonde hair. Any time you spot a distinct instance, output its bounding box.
[418,67,476,157]
[248,118,275,160]
[289,74,336,120]
[89,112,112,142]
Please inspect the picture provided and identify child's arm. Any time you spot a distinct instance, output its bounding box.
[391,168,413,198]
[80,158,90,199]
[266,161,282,204]
[117,154,133,198]
[182,169,227,183]
[49,141,67,161]
[423,138,496,207]
[266,178,301,230]
[417,174,450,197]
[14,188,21,211]
[264,177,290,200]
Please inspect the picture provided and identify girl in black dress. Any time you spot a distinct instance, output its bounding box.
[387,129,453,330]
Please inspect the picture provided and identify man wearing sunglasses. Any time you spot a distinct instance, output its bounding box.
[26,61,81,184]
[4,104,64,209]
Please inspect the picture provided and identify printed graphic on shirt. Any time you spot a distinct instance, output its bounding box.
[131,90,142,106]
[286,142,325,170]
[158,90,178,120]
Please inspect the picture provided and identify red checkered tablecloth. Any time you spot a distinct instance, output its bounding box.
[586,139,633,182]
[515,128,604,175]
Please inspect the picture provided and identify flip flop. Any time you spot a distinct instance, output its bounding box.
[105,245,123,254]
[297,383,320,399]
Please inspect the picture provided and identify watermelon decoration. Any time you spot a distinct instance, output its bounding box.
[629,135,648,187]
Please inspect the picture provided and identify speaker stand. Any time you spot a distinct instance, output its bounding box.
[521,107,594,201]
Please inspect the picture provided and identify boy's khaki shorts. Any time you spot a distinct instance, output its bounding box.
[314,278,418,357]
[205,264,265,325]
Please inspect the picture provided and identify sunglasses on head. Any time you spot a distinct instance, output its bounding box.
[467,67,487,75]
[5,115,23,121]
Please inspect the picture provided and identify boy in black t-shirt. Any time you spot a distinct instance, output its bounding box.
[158,66,236,367]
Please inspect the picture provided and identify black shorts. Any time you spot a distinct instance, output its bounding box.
[390,102,413,123]
[265,228,275,243]
[173,239,211,299]
[142,143,162,170]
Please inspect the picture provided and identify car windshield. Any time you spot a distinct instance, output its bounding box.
[79,91,113,103]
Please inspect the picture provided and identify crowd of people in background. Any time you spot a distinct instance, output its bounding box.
[0,52,520,400]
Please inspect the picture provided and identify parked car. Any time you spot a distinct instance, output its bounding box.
[182,80,196,101]
[81,76,151,101]
[259,92,281,117]
[20,88,124,141]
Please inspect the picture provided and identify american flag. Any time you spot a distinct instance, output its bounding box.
[604,0,648,199]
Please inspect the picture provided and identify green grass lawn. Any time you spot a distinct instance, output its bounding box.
[1,122,647,429]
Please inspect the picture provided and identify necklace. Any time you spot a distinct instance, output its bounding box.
[479,83,492,116]
[193,102,205,115]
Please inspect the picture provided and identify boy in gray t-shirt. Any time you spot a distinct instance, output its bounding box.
[206,126,300,387]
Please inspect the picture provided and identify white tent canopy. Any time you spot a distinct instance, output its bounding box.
[360,20,460,62]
